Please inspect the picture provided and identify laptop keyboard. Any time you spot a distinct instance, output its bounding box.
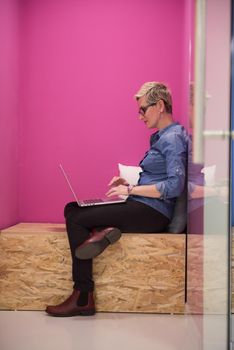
[82,199,104,204]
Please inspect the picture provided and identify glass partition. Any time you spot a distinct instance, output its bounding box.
[186,0,232,349]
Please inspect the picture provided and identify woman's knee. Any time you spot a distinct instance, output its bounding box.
[64,202,78,219]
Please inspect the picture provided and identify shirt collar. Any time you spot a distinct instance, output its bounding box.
[157,121,179,137]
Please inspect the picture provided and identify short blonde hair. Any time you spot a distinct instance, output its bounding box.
[135,82,172,114]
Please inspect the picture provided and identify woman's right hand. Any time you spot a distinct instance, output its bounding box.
[108,176,129,187]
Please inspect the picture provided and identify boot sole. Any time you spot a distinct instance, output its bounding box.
[75,228,121,260]
[46,309,96,317]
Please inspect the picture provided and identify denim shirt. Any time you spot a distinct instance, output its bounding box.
[128,122,188,220]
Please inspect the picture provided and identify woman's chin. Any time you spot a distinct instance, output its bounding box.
[147,123,154,129]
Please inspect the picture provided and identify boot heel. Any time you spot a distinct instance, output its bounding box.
[106,228,121,244]
[80,309,96,316]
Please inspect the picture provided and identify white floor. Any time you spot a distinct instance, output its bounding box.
[0,311,230,350]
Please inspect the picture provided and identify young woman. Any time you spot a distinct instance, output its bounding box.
[46,82,188,317]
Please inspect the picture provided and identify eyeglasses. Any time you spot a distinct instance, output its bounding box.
[138,102,156,116]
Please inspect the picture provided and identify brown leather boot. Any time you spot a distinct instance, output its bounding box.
[45,289,95,317]
[75,227,122,259]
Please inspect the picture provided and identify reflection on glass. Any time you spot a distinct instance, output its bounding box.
[187,0,231,339]
[186,1,231,349]
[188,81,229,236]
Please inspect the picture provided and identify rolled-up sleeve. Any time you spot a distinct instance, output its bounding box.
[155,133,187,199]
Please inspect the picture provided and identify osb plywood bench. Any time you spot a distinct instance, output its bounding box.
[0,223,186,314]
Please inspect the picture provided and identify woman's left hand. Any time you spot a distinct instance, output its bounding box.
[106,185,128,197]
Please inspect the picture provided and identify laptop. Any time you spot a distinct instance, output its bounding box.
[59,164,127,207]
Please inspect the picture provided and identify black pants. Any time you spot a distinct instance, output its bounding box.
[64,199,170,292]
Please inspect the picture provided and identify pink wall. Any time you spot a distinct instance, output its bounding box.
[16,0,189,223]
[0,0,20,229]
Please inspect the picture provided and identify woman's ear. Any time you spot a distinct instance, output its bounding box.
[158,99,165,113]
